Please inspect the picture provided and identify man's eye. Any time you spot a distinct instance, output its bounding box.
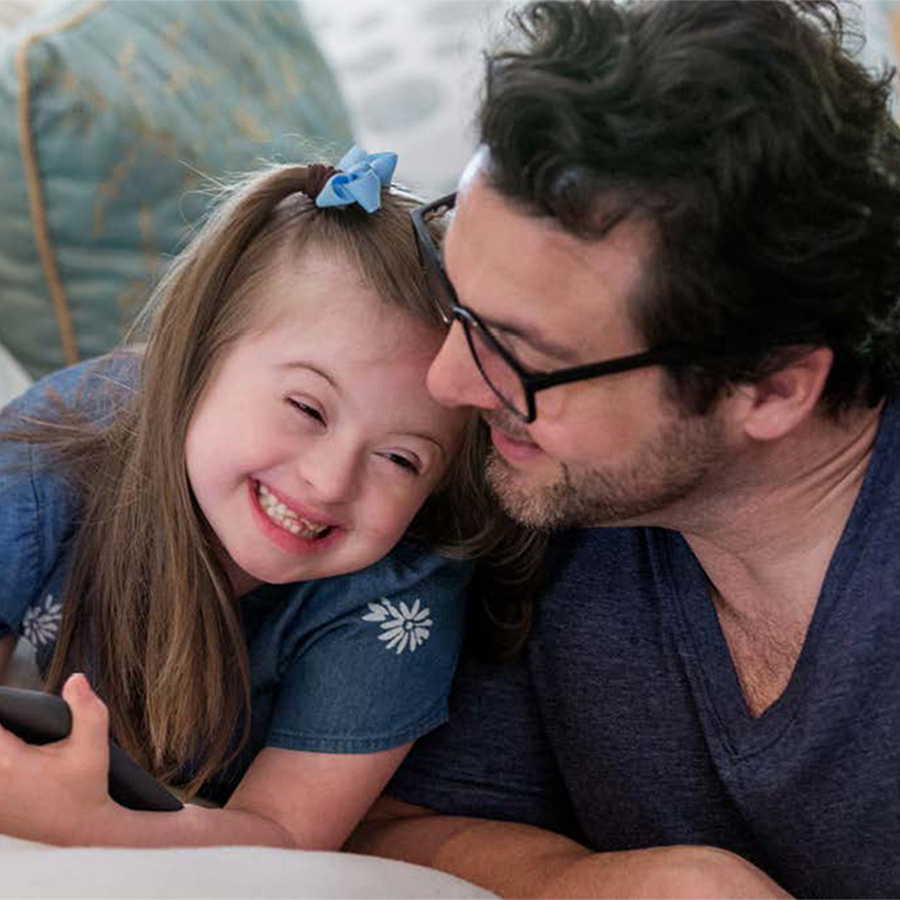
[287,398,324,424]
[497,335,543,374]
[383,452,420,474]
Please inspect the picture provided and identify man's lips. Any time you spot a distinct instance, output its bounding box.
[489,424,543,465]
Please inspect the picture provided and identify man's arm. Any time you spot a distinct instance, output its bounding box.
[347,796,790,899]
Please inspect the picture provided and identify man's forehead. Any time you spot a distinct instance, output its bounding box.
[458,145,489,193]
[452,173,560,248]
[452,172,655,278]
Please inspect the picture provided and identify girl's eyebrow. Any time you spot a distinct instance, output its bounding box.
[281,360,340,391]
[400,432,447,458]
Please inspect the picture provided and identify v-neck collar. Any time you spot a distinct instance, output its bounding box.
[653,396,898,759]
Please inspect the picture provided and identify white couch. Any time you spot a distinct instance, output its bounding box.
[0,341,31,408]
[0,835,494,898]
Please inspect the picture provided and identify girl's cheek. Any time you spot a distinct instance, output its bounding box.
[384,494,427,536]
[364,478,434,536]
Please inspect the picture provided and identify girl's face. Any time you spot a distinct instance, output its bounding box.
[185,247,468,596]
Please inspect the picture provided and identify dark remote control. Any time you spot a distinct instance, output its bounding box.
[0,686,183,812]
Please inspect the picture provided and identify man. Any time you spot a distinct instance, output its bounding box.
[347,2,900,897]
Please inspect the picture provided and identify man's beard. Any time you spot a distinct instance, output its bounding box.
[485,408,727,529]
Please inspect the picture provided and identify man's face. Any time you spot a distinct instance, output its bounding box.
[426,175,729,529]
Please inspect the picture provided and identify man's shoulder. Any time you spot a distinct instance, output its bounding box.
[535,526,677,636]
[545,525,658,582]
[854,392,900,518]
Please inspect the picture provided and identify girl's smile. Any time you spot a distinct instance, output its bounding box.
[249,479,343,553]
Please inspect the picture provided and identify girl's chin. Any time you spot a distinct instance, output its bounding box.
[226,515,404,589]
[228,551,339,591]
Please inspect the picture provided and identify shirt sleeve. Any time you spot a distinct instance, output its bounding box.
[0,388,76,638]
[386,652,583,838]
[266,547,472,753]
[0,355,135,640]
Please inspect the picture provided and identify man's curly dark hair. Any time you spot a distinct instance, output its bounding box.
[479,0,900,414]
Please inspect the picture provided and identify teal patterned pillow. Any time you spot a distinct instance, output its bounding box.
[0,0,354,377]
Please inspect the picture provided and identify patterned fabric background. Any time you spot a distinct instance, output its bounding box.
[302,0,513,195]
[0,0,354,378]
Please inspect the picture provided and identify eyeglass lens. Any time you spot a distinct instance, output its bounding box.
[424,263,455,324]
[416,218,456,324]
[416,205,529,419]
[462,319,529,418]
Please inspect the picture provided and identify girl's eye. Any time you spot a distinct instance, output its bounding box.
[286,398,325,425]
[382,452,421,474]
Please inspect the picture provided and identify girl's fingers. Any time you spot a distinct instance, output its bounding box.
[61,673,110,768]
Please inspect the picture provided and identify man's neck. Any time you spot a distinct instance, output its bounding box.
[677,403,883,714]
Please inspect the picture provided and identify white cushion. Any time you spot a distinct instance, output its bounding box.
[0,835,495,898]
[0,341,31,410]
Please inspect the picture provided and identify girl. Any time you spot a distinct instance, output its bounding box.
[0,149,528,848]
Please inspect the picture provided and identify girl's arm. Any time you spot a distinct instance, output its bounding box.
[0,674,410,849]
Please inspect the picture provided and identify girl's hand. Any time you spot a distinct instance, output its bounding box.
[0,673,117,844]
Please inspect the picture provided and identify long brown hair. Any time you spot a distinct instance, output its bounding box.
[4,163,542,797]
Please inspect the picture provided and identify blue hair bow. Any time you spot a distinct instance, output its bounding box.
[315,146,398,213]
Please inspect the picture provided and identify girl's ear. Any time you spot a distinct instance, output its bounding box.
[733,347,834,442]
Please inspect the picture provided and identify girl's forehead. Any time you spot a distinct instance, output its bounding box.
[253,246,443,351]
[234,304,462,443]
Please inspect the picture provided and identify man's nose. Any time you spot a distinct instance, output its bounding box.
[427,321,500,411]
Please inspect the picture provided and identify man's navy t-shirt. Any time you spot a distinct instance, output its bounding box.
[389,394,900,899]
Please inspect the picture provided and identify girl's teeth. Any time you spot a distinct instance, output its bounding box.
[256,484,329,537]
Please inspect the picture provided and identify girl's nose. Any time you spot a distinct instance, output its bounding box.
[301,440,362,505]
[427,321,501,411]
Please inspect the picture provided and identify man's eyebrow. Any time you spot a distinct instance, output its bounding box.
[479,314,581,364]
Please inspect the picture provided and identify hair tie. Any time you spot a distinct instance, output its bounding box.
[303,164,339,201]
[315,146,398,213]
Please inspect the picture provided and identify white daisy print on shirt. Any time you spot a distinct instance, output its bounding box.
[21,593,63,649]
[362,597,433,654]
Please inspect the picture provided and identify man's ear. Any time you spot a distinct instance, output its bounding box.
[738,347,834,441]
